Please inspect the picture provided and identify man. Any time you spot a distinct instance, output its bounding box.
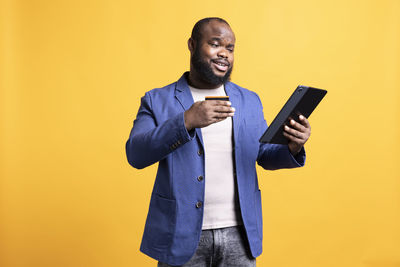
[126,17,311,266]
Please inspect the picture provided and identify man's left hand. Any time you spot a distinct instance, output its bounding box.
[283,115,311,156]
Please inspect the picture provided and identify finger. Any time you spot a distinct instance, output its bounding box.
[284,125,306,140]
[209,100,231,106]
[283,131,304,143]
[219,100,231,106]
[213,117,227,123]
[288,119,307,132]
[213,112,234,119]
[298,114,311,129]
[214,106,235,113]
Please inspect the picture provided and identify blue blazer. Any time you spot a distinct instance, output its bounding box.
[126,73,305,265]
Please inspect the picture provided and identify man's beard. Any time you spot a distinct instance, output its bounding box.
[191,48,233,86]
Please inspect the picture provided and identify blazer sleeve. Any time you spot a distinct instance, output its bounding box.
[125,92,196,169]
[254,93,306,170]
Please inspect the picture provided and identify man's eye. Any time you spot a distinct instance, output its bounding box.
[210,43,218,47]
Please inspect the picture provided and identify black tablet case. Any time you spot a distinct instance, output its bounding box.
[259,85,327,144]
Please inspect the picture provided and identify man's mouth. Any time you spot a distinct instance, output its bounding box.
[212,60,229,72]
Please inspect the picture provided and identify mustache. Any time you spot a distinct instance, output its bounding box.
[212,58,230,67]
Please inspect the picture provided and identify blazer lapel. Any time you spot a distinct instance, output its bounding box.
[175,73,193,111]
[174,73,204,147]
[224,82,241,144]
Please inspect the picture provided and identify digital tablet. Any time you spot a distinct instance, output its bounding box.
[259,85,327,144]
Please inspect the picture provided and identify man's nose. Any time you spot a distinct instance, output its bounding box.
[217,48,228,58]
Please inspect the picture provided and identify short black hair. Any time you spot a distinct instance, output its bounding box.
[191,17,230,43]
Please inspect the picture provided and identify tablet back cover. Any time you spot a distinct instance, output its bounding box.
[259,86,327,144]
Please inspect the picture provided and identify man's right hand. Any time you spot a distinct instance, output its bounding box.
[184,100,235,131]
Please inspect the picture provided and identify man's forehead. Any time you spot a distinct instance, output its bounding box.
[201,21,235,42]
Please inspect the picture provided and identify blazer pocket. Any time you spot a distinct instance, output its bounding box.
[143,193,176,249]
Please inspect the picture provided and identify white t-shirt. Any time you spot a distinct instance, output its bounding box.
[189,84,242,230]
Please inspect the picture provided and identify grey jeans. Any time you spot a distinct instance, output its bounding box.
[158,226,256,267]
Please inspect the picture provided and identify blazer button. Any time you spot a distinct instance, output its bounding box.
[197,175,204,182]
[195,201,203,208]
[197,149,203,156]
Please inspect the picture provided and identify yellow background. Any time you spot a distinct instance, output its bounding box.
[1,0,399,266]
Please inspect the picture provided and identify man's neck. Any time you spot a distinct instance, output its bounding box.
[187,71,222,89]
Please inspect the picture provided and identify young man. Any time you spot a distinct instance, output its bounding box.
[126,17,311,267]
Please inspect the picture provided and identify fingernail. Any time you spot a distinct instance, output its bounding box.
[299,115,304,119]
[291,120,295,124]
[231,107,235,112]
[227,101,232,106]
[229,113,235,116]
[284,125,289,130]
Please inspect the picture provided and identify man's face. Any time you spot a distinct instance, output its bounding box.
[191,21,235,86]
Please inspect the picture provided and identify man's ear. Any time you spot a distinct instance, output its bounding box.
[188,38,195,55]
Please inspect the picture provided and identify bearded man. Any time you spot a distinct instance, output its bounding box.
[126,17,311,267]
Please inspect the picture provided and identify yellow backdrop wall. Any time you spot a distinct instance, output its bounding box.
[1,0,399,266]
